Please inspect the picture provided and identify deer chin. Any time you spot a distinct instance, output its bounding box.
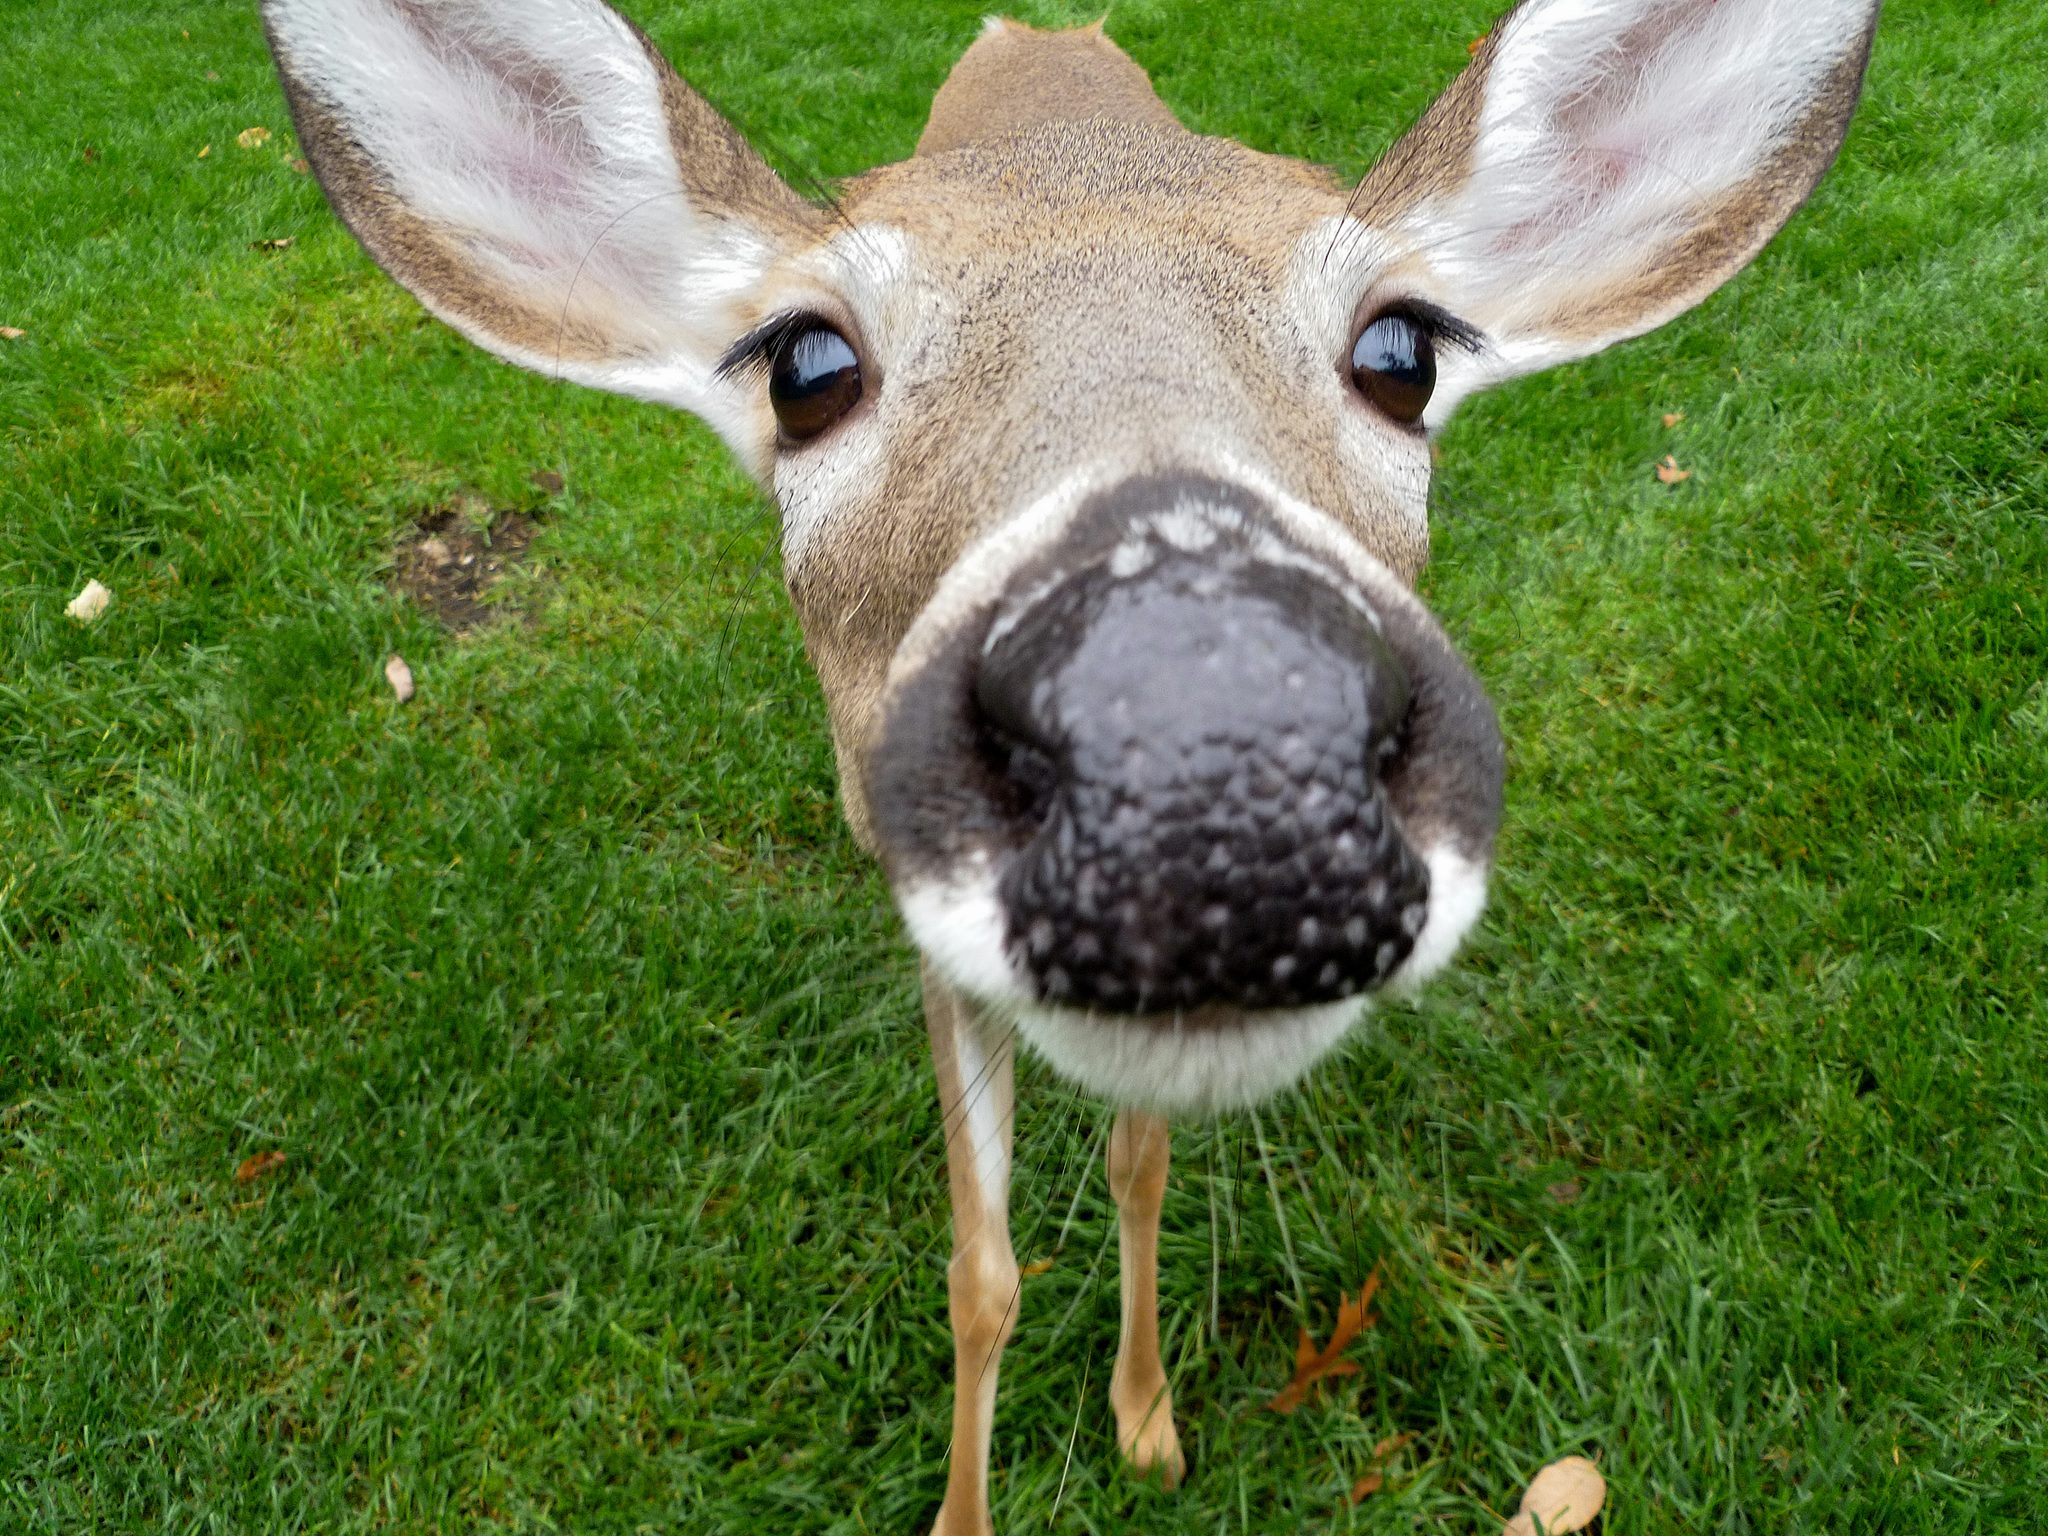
[897,842,1489,1118]
[1002,997,1365,1118]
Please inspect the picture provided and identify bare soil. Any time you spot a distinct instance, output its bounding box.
[392,495,538,632]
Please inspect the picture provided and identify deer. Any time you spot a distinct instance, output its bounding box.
[258,0,1881,1528]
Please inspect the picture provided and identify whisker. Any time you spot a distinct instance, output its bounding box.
[1053,1110,1113,1255]
[1206,1129,1223,1347]
[1045,1167,1117,1350]
[1049,1348,1092,1525]
[1283,1121,1339,1258]
[1302,1077,1370,1285]
[1249,1103,1306,1316]
[978,1075,1093,1390]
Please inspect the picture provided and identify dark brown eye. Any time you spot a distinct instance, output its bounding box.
[1350,310,1436,425]
[769,321,862,442]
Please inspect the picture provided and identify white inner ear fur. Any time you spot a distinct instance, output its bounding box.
[268,0,780,444]
[1399,0,1871,369]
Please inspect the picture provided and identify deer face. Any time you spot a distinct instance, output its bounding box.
[262,0,1879,1114]
[751,121,1503,1111]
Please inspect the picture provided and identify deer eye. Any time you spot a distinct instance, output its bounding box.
[769,322,862,442]
[1350,310,1436,425]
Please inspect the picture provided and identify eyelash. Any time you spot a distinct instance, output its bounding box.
[1375,300,1486,356]
[716,302,1486,387]
[714,311,817,382]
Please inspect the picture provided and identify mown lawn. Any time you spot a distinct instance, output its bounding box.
[3,1,2044,1531]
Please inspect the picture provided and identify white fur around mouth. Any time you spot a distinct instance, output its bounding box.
[894,841,1488,1118]
[1005,995,1366,1118]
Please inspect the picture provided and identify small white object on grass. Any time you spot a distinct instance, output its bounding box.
[384,652,415,703]
[1502,1456,1606,1535]
[65,579,112,622]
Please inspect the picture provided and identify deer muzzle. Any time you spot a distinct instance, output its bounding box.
[865,473,1503,1108]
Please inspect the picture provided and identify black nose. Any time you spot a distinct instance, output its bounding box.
[974,543,1430,1012]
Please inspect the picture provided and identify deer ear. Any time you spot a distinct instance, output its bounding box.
[1363,0,1881,419]
[262,0,826,455]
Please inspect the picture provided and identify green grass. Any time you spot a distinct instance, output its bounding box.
[3,0,2045,1531]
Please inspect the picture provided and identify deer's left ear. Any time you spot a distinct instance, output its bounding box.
[261,0,829,465]
[1362,0,1882,424]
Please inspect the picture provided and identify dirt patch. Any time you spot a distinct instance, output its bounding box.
[393,494,538,632]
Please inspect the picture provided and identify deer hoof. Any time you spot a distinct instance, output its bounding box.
[1117,1411,1187,1488]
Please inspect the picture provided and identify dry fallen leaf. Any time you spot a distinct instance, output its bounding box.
[0,326,24,340]
[1468,32,1490,55]
[198,143,212,158]
[1503,1456,1606,1536]
[251,237,295,251]
[1347,1431,1415,1503]
[1546,1178,1583,1206]
[1656,455,1692,485]
[1020,1255,1056,1278]
[235,1149,287,1184]
[1661,410,1685,428]
[385,652,415,702]
[65,579,112,622]
[290,156,311,175]
[1267,1266,1381,1414]
[530,468,565,495]
[237,125,271,149]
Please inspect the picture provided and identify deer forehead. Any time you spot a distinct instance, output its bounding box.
[768,121,1432,702]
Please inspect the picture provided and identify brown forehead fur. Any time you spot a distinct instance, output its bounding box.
[917,17,1183,156]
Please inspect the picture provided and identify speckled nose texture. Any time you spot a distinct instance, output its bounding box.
[975,545,1430,1011]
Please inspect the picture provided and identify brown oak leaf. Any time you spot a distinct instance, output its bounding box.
[235,1149,287,1183]
[1267,1266,1381,1414]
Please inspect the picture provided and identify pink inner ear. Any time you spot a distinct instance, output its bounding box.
[477,122,595,211]
[1487,70,1729,262]
[393,4,604,214]
[1489,141,1643,259]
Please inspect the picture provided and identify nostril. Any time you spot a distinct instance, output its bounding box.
[981,721,1059,826]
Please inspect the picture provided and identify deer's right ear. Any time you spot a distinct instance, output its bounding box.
[1358,0,1881,428]
[262,0,826,464]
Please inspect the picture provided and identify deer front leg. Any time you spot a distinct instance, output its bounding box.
[1107,1107,1185,1486]
[925,972,1020,1536]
